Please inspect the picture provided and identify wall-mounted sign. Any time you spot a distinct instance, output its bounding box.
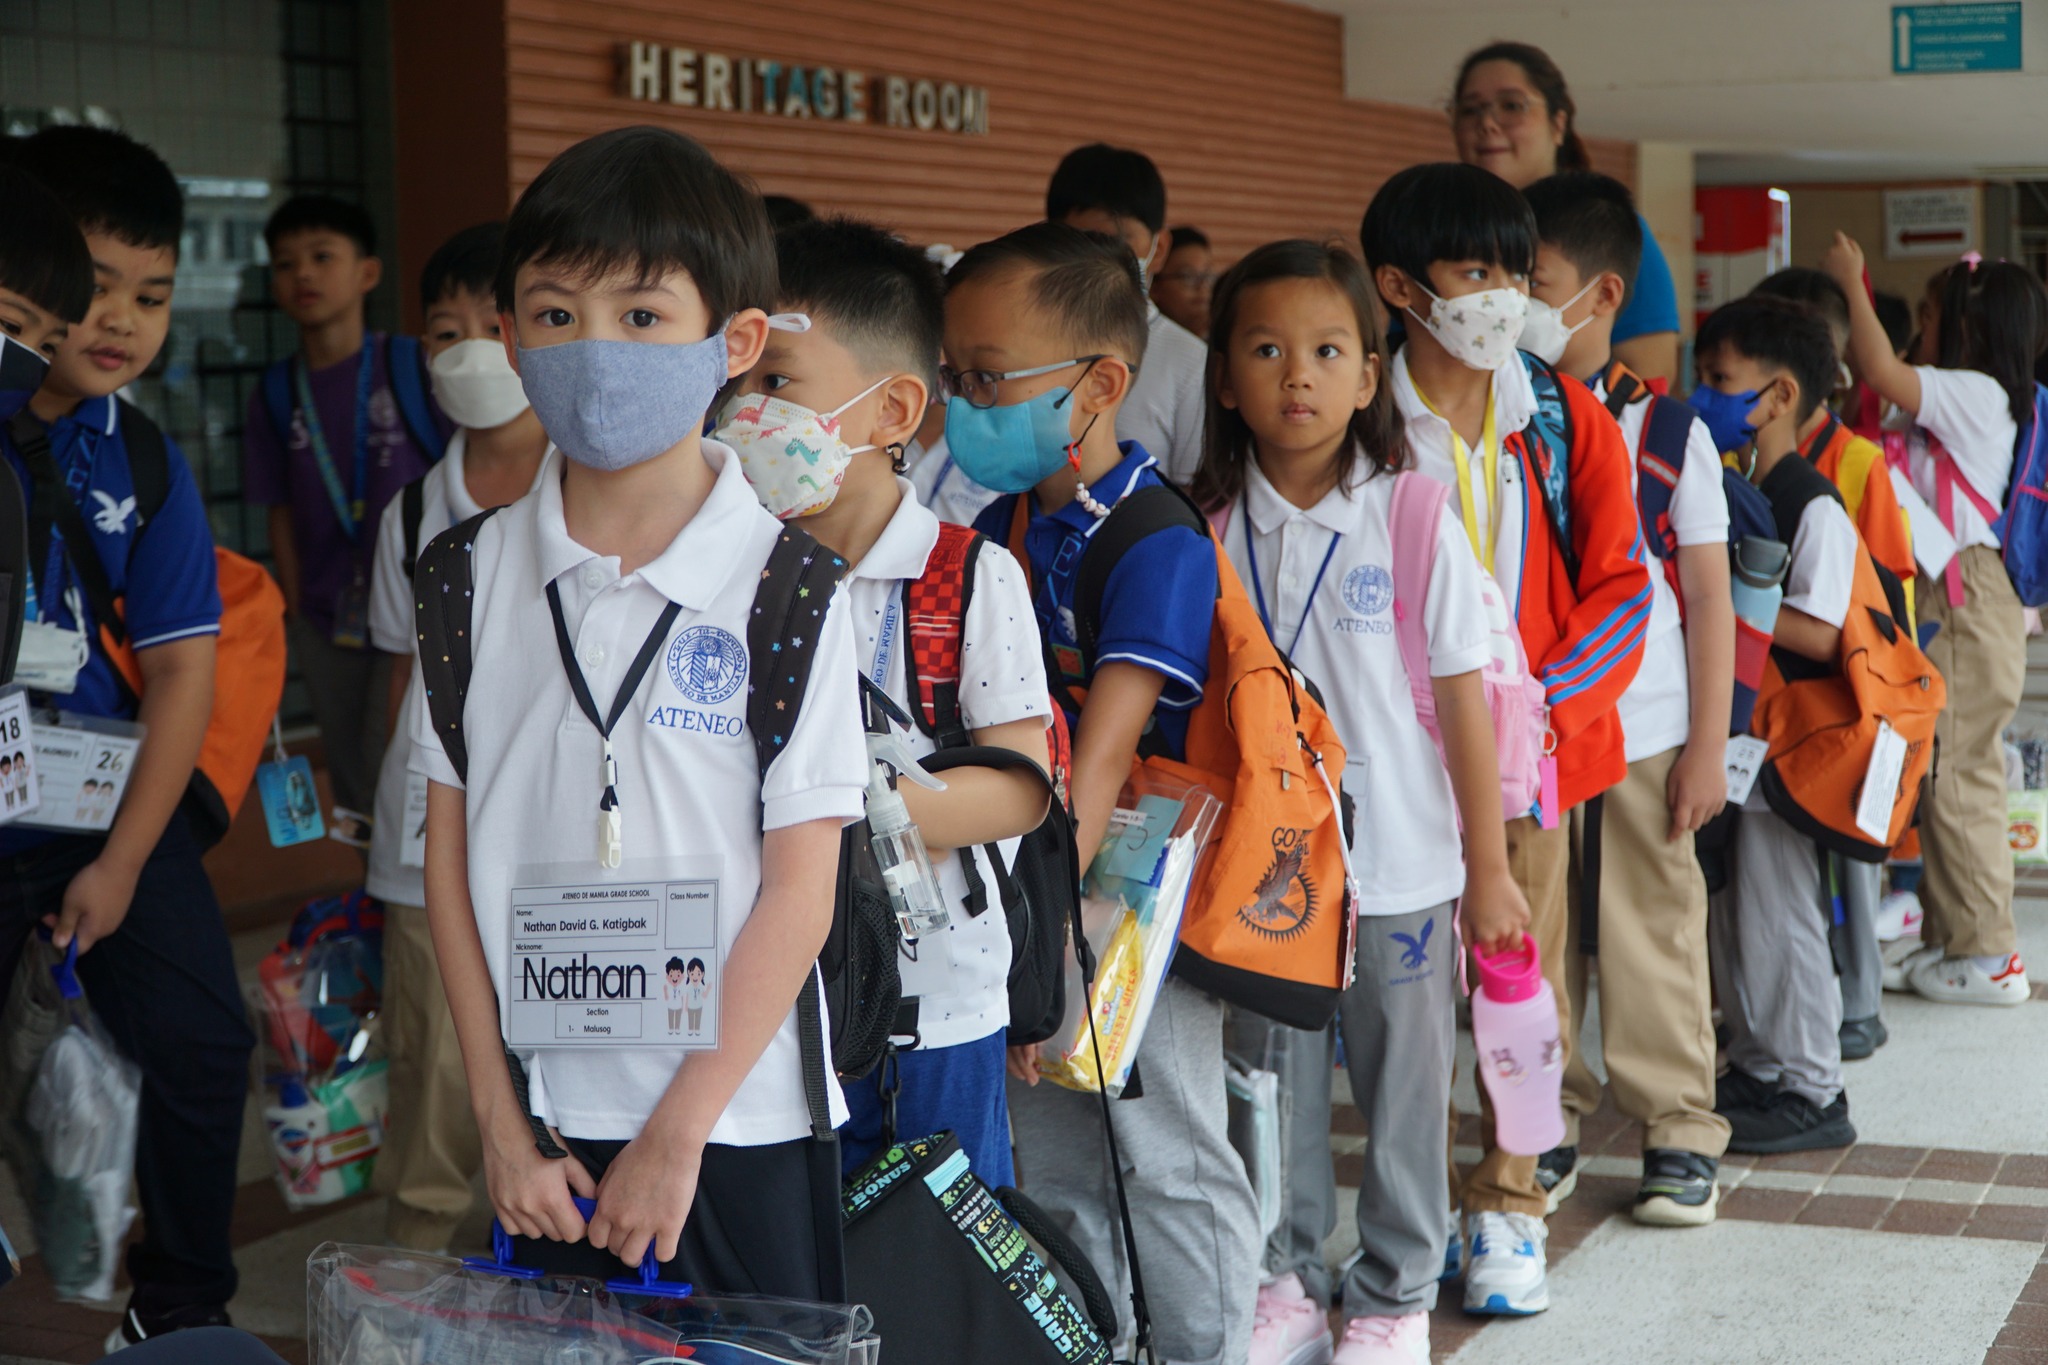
[1892,3,2021,74]
[1883,186,1978,259]
[620,43,989,136]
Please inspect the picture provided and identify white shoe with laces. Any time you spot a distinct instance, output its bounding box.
[1462,1210,1550,1315]
[1332,1312,1430,1364]
[1248,1273,1333,1365]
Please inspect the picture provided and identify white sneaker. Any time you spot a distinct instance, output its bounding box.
[1462,1210,1550,1315]
[1249,1273,1333,1365]
[1882,940,1940,993]
[1874,889,1924,942]
[1909,952,2031,1006]
[1332,1312,1429,1364]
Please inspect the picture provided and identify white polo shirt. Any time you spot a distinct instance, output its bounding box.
[409,440,869,1146]
[366,433,553,907]
[1121,304,1208,487]
[1742,486,1858,812]
[903,432,1001,529]
[1393,347,1535,618]
[841,480,1052,1048]
[1221,461,1492,917]
[1889,366,2018,552]
[1592,381,1731,763]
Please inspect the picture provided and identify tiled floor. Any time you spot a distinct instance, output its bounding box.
[2,897,2044,1363]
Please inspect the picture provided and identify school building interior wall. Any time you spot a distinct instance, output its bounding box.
[1783,182,1986,303]
[392,0,1634,323]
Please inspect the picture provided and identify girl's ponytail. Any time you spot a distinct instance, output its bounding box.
[1933,258,2048,425]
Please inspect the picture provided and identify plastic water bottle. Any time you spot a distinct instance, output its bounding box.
[1470,934,1566,1156]
[1730,535,1789,733]
[265,1079,343,1207]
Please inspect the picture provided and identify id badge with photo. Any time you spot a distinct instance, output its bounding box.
[0,688,42,825]
[331,573,370,649]
[20,709,144,835]
[399,771,429,867]
[504,857,724,1050]
[255,754,326,847]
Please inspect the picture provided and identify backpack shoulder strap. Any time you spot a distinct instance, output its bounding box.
[903,520,983,749]
[116,399,171,531]
[1517,351,1579,585]
[1600,361,1643,418]
[744,525,851,784]
[260,356,295,453]
[399,475,427,582]
[8,410,128,648]
[383,334,447,463]
[412,506,501,786]
[1388,471,1451,696]
[1633,393,1695,561]
[1072,480,1210,674]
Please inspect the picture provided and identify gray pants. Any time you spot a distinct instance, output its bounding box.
[1832,856,1884,1025]
[1234,901,1456,1318]
[1710,808,1843,1108]
[1010,976,1259,1365]
[288,617,392,819]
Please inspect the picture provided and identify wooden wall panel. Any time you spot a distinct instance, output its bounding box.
[492,0,1633,261]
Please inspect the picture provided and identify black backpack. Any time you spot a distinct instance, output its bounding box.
[412,510,880,1148]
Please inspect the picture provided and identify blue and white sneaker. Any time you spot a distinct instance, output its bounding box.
[1461,1211,1550,1316]
[1440,1207,1463,1282]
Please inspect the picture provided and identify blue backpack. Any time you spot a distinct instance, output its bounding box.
[1990,382,2048,606]
[259,332,446,466]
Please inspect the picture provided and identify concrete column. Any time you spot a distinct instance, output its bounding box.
[1636,141,1697,337]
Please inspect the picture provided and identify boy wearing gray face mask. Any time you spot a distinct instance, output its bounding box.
[406,126,869,1303]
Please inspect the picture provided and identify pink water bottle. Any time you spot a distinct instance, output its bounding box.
[1471,934,1566,1156]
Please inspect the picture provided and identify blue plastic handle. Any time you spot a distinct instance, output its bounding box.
[33,927,81,1001]
[463,1195,692,1300]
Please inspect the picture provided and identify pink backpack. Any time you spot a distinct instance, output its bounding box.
[1387,472,1550,822]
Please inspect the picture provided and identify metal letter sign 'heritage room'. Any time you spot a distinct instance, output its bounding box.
[620,42,990,135]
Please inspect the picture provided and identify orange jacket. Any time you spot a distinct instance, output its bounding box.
[1800,414,1916,626]
[1501,365,1655,812]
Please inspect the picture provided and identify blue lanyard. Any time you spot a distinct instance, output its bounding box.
[929,455,955,503]
[295,342,375,542]
[870,597,901,689]
[1242,506,1340,650]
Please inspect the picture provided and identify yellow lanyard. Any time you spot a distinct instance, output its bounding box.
[1419,386,1500,574]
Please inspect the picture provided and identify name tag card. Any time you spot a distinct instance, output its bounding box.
[19,708,143,835]
[0,689,39,825]
[1724,735,1770,807]
[1856,722,1910,843]
[505,857,724,1050]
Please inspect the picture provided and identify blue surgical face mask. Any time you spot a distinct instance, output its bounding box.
[0,332,52,422]
[944,381,1093,495]
[1687,384,1764,455]
[517,328,730,472]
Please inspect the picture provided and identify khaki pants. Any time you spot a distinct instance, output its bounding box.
[376,902,482,1250]
[1918,545,2026,958]
[1563,750,1730,1157]
[1461,814,1571,1218]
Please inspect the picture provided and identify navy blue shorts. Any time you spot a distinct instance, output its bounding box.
[840,1028,1013,1187]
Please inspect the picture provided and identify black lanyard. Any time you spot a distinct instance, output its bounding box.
[546,580,681,867]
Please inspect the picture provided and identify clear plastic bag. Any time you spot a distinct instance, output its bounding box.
[1225,1022,1288,1243]
[6,937,140,1302]
[1039,770,1222,1097]
[308,1242,876,1365]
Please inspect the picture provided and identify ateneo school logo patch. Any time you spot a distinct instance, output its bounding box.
[666,625,747,705]
[1337,563,1393,635]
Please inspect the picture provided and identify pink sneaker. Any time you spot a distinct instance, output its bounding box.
[1250,1274,1333,1365]
[1333,1312,1429,1365]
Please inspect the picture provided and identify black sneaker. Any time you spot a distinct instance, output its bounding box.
[104,1303,233,1353]
[1714,1066,1775,1114]
[1536,1144,1578,1212]
[1633,1149,1720,1227]
[1839,1015,1889,1061]
[1724,1089,1856,1154]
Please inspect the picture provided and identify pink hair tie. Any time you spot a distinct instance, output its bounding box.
[1962,250,1983,271]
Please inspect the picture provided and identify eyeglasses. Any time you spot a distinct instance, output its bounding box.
[938,355,1107,409]
[1451,94,1537,128]
[1155,271,1218,289]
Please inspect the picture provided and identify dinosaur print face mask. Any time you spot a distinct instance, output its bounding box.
[716,377,890,520]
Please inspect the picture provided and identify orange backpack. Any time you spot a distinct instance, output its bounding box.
[1751,457,1943,861]
[1015,481,1358,1029]
[14,403,287,847]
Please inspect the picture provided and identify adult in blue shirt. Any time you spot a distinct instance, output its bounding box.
[1450,41,1683,387]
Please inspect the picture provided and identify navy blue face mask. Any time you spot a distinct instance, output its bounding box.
[1687,384,1765,455]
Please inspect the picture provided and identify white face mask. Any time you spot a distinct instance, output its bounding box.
[1408,282,1530,372]
[1519,278,1602,367]
[716,375,892,520]
[429,338,530,431]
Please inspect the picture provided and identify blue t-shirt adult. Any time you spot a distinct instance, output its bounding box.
[1,396,223,851]
[972,442,1216,760]
[1612,215,1681,345]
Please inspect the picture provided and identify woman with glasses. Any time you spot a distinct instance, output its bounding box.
[1449,41,1683,386]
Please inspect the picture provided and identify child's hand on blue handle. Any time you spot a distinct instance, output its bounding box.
[481,1113,596,1245]
[588,1113,703,1271]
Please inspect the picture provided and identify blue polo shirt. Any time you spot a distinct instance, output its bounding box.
[973,443,1215,760]
[5,395,223,724]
